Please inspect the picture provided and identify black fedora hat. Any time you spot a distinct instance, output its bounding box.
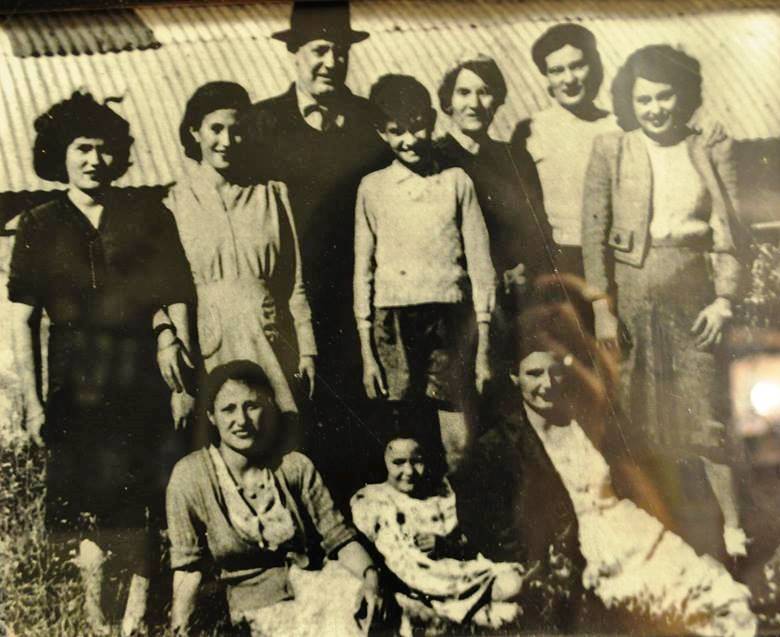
[272,1,369,47]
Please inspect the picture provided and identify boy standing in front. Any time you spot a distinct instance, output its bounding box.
[354,74,496,473]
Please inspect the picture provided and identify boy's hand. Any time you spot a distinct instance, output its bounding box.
[298,355,316,399]
[362,356,388,399]
[475,353,492,395]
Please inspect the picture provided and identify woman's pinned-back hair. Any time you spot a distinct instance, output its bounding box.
[438,53,508,115]
[179,81,252,161]
[33,90,133,184]
[611,44,703,132]
[531,23,604,98]
[203,359,275,414]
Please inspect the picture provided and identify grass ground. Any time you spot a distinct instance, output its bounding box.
[4,437,780,637]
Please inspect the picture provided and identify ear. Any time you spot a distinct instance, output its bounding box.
[189,126,201,145]
[376,128,389,144]
[206,409,216,427]
[509,372,521,387]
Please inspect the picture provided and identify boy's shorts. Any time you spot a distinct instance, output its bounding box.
[373,303,475,408]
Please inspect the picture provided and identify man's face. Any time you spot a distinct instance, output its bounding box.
[544,44,592,110]
[294,38,349,100]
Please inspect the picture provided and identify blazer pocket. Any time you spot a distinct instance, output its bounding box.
[608,226,634,253]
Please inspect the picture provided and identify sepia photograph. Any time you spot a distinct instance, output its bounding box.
[0,0,779,635]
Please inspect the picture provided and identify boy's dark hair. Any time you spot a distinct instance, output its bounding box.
[368,74,433,129]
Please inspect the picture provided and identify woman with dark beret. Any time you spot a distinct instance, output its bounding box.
[582,45,748,560]
[8,91,195,636]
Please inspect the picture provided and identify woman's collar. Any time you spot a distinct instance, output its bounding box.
[449,125,483,155]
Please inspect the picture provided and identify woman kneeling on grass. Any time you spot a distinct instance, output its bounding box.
[166,360,380,636]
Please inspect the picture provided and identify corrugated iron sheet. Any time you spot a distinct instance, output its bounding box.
[0,0,777,193]
[1,9,160,57]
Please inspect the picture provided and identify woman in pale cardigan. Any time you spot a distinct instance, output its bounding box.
[581,45,747,560]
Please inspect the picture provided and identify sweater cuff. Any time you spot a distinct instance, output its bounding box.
[475,311,492,323]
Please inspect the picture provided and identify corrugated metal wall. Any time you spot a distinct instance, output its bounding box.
[0,0,778,193]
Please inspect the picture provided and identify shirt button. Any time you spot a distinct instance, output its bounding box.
[400,270,406,275]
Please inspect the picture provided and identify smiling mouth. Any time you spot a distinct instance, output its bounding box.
[563,85,583,96]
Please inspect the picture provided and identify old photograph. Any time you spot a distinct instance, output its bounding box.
[1,0,779,635]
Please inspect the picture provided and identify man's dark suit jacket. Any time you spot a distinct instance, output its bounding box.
[242,83,391,389]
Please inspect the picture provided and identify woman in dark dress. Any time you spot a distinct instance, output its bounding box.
[435,54,556,406]
[8,91,194,636]
[436,53,554,298]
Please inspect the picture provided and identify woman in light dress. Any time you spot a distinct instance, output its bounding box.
[162,81,316,416]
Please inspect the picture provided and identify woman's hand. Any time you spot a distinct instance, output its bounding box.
[171,392,195,430]
[157,339,193,394]
[691,297,733,350]
[593,298,619,348]
[475,352,492,395]
[354,566,381,635]
[297,355,316,399]
[475,322,492,395]
[25,405,45,447]
[502,262,528,294]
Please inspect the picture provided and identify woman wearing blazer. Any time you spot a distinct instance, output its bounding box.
[582,45,747,559]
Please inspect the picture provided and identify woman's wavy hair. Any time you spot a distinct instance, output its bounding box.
[531,23,604,100]
[33,91,133,184]
[438,53,508,115]
[179,81,251,161]
[611,44,703,132]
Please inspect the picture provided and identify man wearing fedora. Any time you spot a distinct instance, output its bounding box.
[243,1,391,505]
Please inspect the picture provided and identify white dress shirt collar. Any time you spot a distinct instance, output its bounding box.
[296,84,346,131]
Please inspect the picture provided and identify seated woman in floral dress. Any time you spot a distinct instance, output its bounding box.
[508,333,757,637]
[166,360,379,636]
[350,412,532,633]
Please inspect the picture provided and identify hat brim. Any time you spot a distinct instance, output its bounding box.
[271,28,370,45]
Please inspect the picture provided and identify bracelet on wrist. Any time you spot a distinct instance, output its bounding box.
[158,338,181,353]
[154,323,177,341]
